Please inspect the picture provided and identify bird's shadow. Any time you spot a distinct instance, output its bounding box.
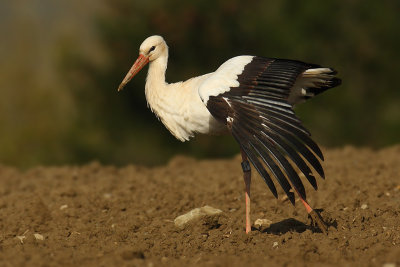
[257,209,338,234]
[258,218,309,234]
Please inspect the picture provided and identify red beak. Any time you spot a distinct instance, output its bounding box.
[118,54,149,91]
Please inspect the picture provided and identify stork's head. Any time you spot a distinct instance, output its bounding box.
[118,35,167,91]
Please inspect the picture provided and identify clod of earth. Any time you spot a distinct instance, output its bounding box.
[174,206,223,228]
[254,218,273,229]
[34,233,44,240]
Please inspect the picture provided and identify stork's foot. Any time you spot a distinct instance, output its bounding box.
[309,209,328,234]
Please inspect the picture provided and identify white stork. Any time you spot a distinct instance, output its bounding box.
[118,35,341,234]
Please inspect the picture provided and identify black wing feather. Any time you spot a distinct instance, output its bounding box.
[231,101,307,199]
[206,56,340,202]
[237,101,324,182]
[232,132,280,200]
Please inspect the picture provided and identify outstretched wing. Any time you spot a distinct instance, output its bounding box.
[199,56,341,204]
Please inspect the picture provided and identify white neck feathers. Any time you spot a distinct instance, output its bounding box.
[145,52,169,110]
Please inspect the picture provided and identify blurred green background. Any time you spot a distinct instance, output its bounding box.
[1,0,399,168]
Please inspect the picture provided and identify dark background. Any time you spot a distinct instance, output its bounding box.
[1,0,399,168]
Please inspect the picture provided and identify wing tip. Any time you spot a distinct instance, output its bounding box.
[330,77,342,88]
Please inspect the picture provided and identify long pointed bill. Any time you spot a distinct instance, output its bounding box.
[118,54,149,91]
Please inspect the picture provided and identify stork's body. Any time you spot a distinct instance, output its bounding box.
[119,35,341,233]
[144,70,224,141]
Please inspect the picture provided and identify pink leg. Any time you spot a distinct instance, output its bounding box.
[241,149,252,234]
[300,198,313,213]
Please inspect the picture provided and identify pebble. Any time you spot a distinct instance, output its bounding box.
[382,263,396,267]
[361,204,368,210]
[254,218,272,228]
[103,193,112,199]
[16,235,26,244]
[34,233,44,240]
[174,206,222,228]
[16,230,29,244]
[60,204,68,210]
[272,242,278,248]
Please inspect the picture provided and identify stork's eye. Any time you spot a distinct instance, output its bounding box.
[149,46,156,53]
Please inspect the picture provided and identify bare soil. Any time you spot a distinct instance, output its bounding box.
[0,146,399,266]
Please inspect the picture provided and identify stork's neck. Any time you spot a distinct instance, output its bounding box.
[145,51,172,115]
[145,53,168,93]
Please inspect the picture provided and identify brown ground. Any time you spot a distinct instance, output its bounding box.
[0,146,399,267]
